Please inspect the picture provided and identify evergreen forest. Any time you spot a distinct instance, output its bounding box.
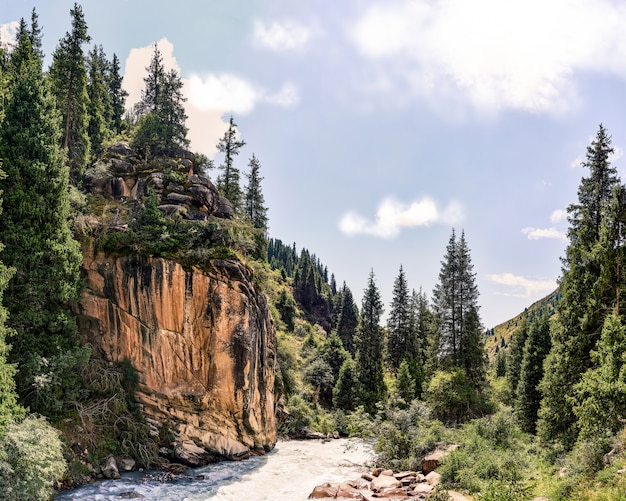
[0,5,626,501]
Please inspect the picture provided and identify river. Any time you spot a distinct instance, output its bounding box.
[54,438,375,501]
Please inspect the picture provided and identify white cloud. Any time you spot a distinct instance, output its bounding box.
[521,227,567,241]
[122,38,298,157]
[550,209,567,224]
[339,196,464,238]
[187,75,299,114]
[487,273,557,298]
[610,145,624,164]
[348,0,626,115]
[570,155,584,168]
[0,21,18,50]
[253,20,311,51]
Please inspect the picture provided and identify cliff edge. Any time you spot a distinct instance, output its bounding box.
[75,142,277,465]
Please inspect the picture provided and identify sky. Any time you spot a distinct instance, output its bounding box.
[3,0,626,328]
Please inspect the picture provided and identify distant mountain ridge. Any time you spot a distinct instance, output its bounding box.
[484,289,560,360]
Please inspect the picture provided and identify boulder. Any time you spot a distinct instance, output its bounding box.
[119,457,136,472]
[149,172,164,190]
[164,192,193,205]
[108,141,135,157]
[111,177,130,198]
[189,185,217,212]
[393,471,416,479]
[421,444,458,473]
[102,456,120,479]
[111,158,134,174]
[131,178,148,199]
[117,492,145,499]
[409,483,434,495]
[371,487,407,498]
[184,209,208,221]
[336,483,367,500]
[309,482,338,498]
[371,474,402,492]
[216,196,234,219]
[301,428,326,440]
[425,471,441,486]
[188,174,212,188]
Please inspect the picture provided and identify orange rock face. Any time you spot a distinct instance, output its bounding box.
[77,245,277,463]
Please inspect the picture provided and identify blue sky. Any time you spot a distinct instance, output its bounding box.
[3,0,626,328]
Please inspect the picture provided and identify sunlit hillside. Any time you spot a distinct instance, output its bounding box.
[485,289,560,360]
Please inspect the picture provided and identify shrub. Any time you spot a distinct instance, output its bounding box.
[438,409,535,495]
[375,400,448,471]
[425,369,474,423]
[0,415,66,501]
[277,394,314,436]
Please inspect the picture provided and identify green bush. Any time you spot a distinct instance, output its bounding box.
[277,394,314,436]
[20,345,91,418]
[375,400,448,471]
[342,406,378,439]
[0,415,66,501]
[438,409,535,495]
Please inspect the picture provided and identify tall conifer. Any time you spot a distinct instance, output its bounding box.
[49,3,91,184]
[336,282,358,354]
[0,28,83,411]
[515,315,551,434]
[216,116,245,211]
[86,45,111,158]
[432,229,485,388]
[107,53,128,133]
[355,270,386,413]
[387,265,411,370]
[538,124,620,447]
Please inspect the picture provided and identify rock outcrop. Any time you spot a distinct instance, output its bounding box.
[76,243,277,464]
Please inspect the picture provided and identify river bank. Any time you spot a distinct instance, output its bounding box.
[54,438,375,500]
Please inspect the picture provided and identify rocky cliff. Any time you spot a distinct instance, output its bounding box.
[77,245,277,464]
[75,143,277,465]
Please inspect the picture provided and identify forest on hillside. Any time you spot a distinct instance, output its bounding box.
[1,4,626,500]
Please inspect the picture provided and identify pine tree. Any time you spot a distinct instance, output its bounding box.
[86,45,111,158]
[0,174,26,431]
[572,314,626,440]
[244,154,269,230]
[387,265,412,370]
[538,124,620,447]
[396,358,416,404]
[133,43,188,154]
[355,270,386,413]
[158,68,188,149]
[216,116,245,211]
[333,356,358,411]
[0,28,83,412]
[136,42,164,116]
[107,53,128,133]
[244,153,269,260]
[29,7,43,61]
[318,333,349,382]
[432,229,486,388]
[506,319,529,403]
[408,288,431,397]
[336,282,358,354]
[49,2,91,184]
[515,315,551,434]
